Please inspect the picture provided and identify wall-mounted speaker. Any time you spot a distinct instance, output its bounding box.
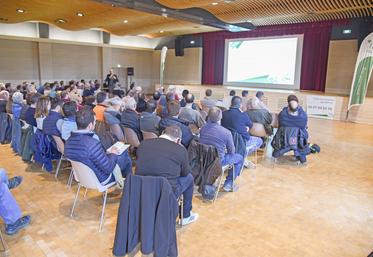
[103,31,110,44]
[127,67,134,76]
[175,37,184,56]
[38,23,49,39]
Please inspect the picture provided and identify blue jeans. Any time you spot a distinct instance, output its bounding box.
[174,174,194,218]
[0,169,22,225]
[246,136,263,156]
[221,153,244,183]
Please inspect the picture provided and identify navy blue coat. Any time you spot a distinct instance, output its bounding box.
[43,111,63,137]
[64,132,118,183]
[222,107,253,141]
[121,109,143,141]
[278,106,308,129]
[24,107,37,127]
[159,117,193,148]
[113,174,178,257]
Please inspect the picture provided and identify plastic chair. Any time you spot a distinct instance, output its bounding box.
[52,135,74,187]
[69,160,117,232]
[0,229,8,257]
[141,130,158,140]
[109,124,125,142]
[124,127,140,148]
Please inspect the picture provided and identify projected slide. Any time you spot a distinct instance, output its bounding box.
[225,36,301,87]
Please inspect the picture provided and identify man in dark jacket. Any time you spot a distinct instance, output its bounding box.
[121,97,143,141]
[275,95,310,163]
[221,96,262,160]
[200,107,244,191]
[136,125,198,226]
[43,96,63,137]
[139,101,161,135]
[24,93,40,127]
[159,100,193,148]
[65,108,132,184]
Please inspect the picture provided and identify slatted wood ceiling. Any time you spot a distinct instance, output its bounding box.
[157,0,373,26]
[0,0,371,37]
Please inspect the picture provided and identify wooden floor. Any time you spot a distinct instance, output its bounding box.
[1,118,373,257]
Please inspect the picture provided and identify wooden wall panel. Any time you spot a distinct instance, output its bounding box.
[0,39,39,84]
[326,40,373,97]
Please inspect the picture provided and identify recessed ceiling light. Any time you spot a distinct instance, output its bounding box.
[161,13,168,18]
[16,9,25,13]
[161,8,167,12]
[76,12,84,17]
[160,30,164,33]
[190,40,195,44]
[123,20,128,23]
[343,29,352,34]
[55,18,66,24]
[212,2,218,5]
[247,20,252,23]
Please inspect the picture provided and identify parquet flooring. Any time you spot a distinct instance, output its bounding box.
[1,118,373,257]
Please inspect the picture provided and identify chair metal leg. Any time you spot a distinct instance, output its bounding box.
[179,195,184,227]
[0,230,8,257]
[99,190,108,232]
[67,168,74,188]
[83,188,88,199]
[70,184,81,217]
[55,157,63,179]
[213,170,225,203]
[231,165,236,192]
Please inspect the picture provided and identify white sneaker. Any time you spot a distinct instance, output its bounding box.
[244,159,256,169]
[182,212,199,226]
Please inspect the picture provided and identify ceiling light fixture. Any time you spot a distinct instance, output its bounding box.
[161,13,168,18]
[16,9,25,13]
[212,2,218,5]
[190,40,195,44]
[55,18,66,24]
[76,12,84,17]
[160,30,164,33]
[343,29,352,34]
[123,20,128,23]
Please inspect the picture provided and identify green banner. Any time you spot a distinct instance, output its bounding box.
[348,33,373,110]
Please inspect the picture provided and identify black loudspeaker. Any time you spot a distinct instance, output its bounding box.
[38,23,49,39]
[103,31,110,44]
[358,18,373,50]
[127,67,134,76]
[175,38,184,56]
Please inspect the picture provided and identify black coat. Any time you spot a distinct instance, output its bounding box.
[113,174,178,257]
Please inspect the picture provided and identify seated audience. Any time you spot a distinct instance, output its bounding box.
[179,93,205,128]
[68,84,83,105]
[43,97,63,137]
[247,91,269,111]
[200,107,244,191]
[222,90,236,109]
[159,101,194,148]
[64,108,132,184]
[11,92,24,119]
[0,168,31,235]
[104,97,123,125]
[83,95,96,110]
[24,93,41,127]
[200,89,217,111]
[241,90,249,112]
[57,101,77,141]
[273,95,310,163]
[136,125,198,225]
[93,92,108,122]
[221,96,263,159]
[34,96,50,130]
[0,90,9,113]
[139,101,161,136]
[179,89,189,107]
[120,97,142,141]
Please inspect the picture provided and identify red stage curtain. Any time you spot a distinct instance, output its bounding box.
[201,20,349,92]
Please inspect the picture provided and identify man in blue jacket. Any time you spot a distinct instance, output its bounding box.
[221,96,263,163]
[43,96,63,137]
[159,100,193,148]
[65,108,132,185]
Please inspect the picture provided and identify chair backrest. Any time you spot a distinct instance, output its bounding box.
[271,113,279,128]
[249,123,267,137]
[52,135,65,154]
[69,160,109,192]
[188,123,199,134]
[141,130,158,140]
[124,127,140,147]
[110,124,125,142]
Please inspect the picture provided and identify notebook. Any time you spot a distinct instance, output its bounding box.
[107,142,130,155]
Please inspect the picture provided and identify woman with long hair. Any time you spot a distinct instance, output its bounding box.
[34,96,51,130]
